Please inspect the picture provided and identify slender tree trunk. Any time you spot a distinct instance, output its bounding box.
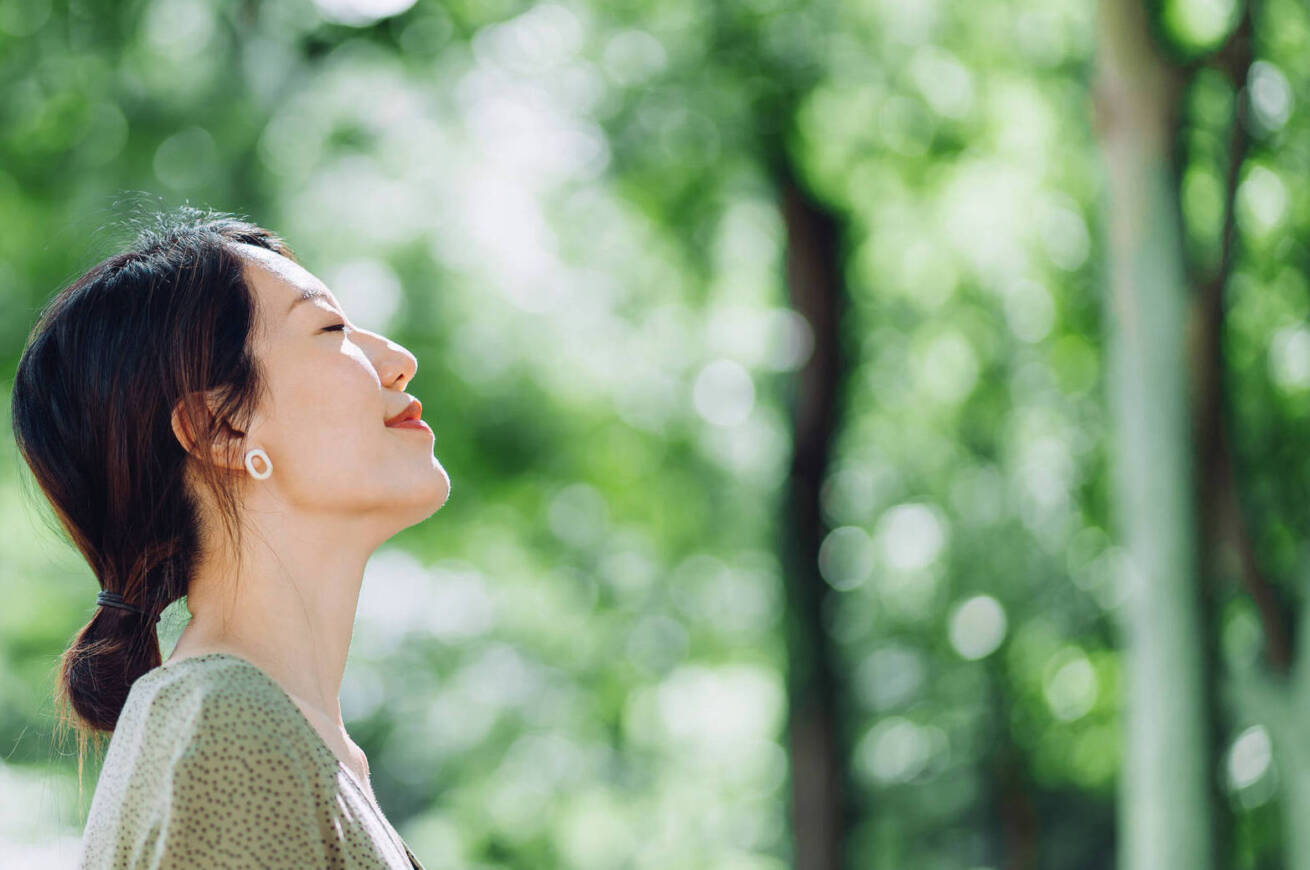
[1184,7,1260,867]
[774,145,852,870]
[1092,2,1215,869]
[987,666,1038,870]
[1197,8,1310,865]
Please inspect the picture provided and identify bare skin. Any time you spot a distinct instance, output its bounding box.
[163,242,450,808]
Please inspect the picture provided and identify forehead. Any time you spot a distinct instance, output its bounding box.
[232,242,338,313]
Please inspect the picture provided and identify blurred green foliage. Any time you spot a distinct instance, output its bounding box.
[0,0,1306,868]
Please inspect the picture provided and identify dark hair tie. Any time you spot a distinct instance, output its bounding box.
[97,590,161,624]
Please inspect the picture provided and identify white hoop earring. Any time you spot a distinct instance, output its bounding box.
[244,447,272,480]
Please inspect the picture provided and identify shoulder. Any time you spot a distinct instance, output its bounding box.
[152,660,329,848]
[119,655,321,779]
[125,656,287,733]
[83,657,334,869]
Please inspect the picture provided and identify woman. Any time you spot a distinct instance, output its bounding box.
[10,208,448,868]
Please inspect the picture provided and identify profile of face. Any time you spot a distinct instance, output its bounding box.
[204,243,450,538]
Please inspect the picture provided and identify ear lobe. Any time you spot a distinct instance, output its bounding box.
[170,390,248,472]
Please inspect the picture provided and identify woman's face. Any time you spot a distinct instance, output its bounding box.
[232,242,449,532]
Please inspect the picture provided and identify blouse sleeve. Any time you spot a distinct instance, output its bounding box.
[147,687,332,869]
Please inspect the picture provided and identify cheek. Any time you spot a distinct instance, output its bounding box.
[277,351,378,425]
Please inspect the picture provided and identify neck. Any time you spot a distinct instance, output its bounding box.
[171,504,386,730]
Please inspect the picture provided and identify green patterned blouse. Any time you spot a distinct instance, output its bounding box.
[78,652,427,869]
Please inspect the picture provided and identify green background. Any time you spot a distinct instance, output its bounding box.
[0,0,1302,868]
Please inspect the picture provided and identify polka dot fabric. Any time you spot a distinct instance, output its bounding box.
[78,653,426,869]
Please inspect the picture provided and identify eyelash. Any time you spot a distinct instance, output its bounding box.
[322,323,349,333]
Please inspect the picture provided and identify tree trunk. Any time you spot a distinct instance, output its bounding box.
[775,145,852,870]
[1092,2,1215,869]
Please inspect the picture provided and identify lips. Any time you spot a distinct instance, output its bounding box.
[384,397,422,427]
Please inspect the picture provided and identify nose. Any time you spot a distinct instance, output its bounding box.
[371,333,418,390]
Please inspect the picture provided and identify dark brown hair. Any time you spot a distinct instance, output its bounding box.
[9,207,295,789]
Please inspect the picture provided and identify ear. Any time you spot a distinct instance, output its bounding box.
[170,389,249,473]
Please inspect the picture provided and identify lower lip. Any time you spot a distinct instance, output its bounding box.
[388,420,432,434]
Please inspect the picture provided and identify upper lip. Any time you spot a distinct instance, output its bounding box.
[384,397,423,427]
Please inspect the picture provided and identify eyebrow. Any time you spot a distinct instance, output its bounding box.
[287,287,331,315]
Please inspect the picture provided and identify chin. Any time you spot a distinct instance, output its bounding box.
[408,468,451,521]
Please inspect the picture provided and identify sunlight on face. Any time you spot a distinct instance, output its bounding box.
[232,242,450,532]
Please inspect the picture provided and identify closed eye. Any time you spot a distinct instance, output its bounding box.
[322,323,349,333]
